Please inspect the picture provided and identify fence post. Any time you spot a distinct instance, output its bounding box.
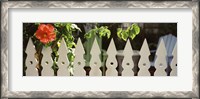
[154,39,167,76]
[41,46,54,76]
[25,38,38,76]
[106,38,118,76]
[57,38,70,76]
[89,38,102,76]
[73,38,86,76]
[138,39,151,76]
[122,39,134,76]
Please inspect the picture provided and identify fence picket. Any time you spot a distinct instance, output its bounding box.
[170,43,177,76]
[57,38,70,76]
[41,47,54,76]
[106,38,118,76]
[90,38,102,76]
[73,38,86,76]
[154,39,167,76]
[122,39,134,76]
[138,39,151,76]
[25,38,38,76]
[25,36,177,76]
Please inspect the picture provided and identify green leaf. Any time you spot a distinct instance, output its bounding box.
[35,23,40,26]
[95,26,98,29]
[95,26,111,38]
[117,28,122,39]
[54,23,60,27]
[72,42,76,47]
[84,32,92,39]
[67,43,74,48]
[131,24,140,35]
[68,36,74,42]
[84,28,97,39]
[65,23,72,32]
[121,30,129,41]
[106,30,111,38]
[129,34,136,40]
[99,31,104,38]
[67,52,75,62]
[66,24,70,32]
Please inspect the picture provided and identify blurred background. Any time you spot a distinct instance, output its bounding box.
[23,23,177,51]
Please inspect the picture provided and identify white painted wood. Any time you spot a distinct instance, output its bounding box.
[122,39,134,76]
[57,38,70,76]
[170,43,177,76]
[154,39,167,76]
[106,38,118,76]
[41,47,54,76]
[89,38,102,76]
[25,38,38,76]
[138,39,151,76]
[73,38,86,76]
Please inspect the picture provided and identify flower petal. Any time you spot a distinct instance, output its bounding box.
[48,33,56,42]
[47,24,54,32]
[35,30,44,39]
[40,38,49,44]
[38,24,46,31]
[35,24,56,44]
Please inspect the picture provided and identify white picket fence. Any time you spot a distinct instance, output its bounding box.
[25,36,177,76]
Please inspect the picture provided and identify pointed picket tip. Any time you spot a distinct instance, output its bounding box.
[25,38,38,76]
[58,38,68,54]
[74,38,85,55]
[107,38,117,55]
[57,38,70,76]
[138,38,151,70]
[121,39,134,76]
[73,38,86,76]
[156,38,167,56]
[89,38,102,76]
[123,39,133,55]
[139,39,150,55]
[25,38,36,53]
[90,37,101,55]
[106,38,118,76]
[154,39,168,76]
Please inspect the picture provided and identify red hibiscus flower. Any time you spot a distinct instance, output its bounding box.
[35,24,56,44]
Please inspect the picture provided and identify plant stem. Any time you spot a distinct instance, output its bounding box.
[51,34,63,49]
[35,44,43,76]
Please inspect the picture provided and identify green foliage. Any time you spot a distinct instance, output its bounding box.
[84,26,111,39]
[117,24,140,41]
[53,23,81,48]
[34,23,40,26]
[67,48,75,62]
[32,23,140,75]
[53,23,81,65]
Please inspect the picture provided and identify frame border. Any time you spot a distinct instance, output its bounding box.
[1,1,199,98]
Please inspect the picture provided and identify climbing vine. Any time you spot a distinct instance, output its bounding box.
[117,24,140,41]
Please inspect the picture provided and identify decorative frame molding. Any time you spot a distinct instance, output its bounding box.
[1,1,199,98]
